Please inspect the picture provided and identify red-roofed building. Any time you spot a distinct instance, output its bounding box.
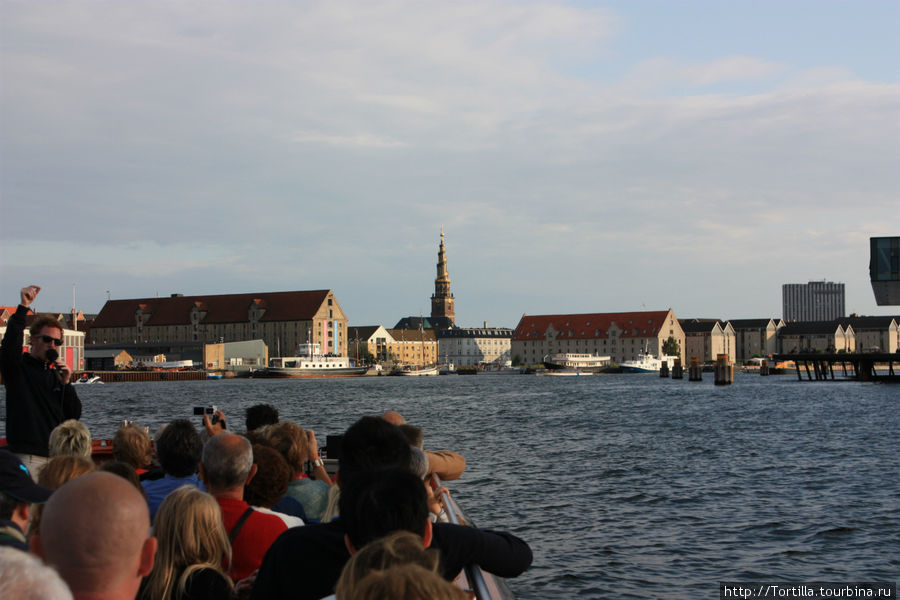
[511,309,684,366]
[90,290,349,360]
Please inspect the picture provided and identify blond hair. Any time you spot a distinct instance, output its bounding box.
[48,419,92,458]
[112,422,153,469]
[265,421,308,474]
[29,455,95,537]
[138,486,233,600]
[335,531,441,599]
[321,483,341,522]
[350,564,467,600]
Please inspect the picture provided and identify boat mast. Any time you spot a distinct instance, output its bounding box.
[72,283,77,332]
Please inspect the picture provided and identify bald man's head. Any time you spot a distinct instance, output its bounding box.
[32,472,157,599]
[381,411,406,426]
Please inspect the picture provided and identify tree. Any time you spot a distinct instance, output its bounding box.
[662,336,680,357]
[347,341,375,364]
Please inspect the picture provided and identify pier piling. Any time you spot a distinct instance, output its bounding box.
[714,354,733,385]
[688,358,702,381]
[672,358,683,379]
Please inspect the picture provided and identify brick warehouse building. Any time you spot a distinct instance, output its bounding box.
[89,290,349,362]
[512,309,685,366]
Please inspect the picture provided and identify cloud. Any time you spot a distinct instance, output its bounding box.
[1,1,898,325]
[290,130,407,149]
[623,56,787,91]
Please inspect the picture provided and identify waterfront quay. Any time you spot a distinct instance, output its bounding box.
[772,352,900,382]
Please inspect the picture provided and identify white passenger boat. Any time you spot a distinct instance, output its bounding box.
[538,369,593,377]
[391,364,440,376]
[542,353,610,373]
[620,352,677,373]
[260,344,367,378]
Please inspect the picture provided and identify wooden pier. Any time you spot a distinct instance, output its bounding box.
[771,352,899,382]
[77,370,207,383]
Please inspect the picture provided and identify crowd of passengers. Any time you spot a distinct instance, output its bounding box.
[0,405,533,600]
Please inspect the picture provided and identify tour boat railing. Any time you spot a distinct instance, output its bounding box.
[433,475,503,600]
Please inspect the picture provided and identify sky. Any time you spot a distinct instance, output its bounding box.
[1,0,898,328]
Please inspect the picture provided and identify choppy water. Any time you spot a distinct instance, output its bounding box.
[3,374,897,599]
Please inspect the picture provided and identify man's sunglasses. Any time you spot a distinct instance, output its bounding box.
[37,334,63,346]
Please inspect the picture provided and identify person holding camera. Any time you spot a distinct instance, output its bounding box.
[0,285,81,479]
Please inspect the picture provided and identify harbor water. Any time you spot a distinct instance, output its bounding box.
[2,374,897,598]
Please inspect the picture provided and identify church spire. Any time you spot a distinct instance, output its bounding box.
[431,228,455,325]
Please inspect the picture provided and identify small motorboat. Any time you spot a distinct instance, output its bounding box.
[73,374,103,384]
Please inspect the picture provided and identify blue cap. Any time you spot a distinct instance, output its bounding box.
[0,450,53,504]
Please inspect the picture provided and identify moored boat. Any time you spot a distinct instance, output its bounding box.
[537,368,594,376]
[439,362,457,375]
[479,362,522,375]
[260,344,367,378]
[390,364,440,376]
[542,353,610,373]
[620,352,677,373]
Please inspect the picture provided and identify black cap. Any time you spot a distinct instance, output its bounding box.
[0,450,53,504]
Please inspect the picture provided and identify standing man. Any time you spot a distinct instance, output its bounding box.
[0,285,81,478]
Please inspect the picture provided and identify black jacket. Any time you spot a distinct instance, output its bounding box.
[251,518,532,600]
[1,305,81,456]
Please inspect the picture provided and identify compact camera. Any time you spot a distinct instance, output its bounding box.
[193,405,220,424]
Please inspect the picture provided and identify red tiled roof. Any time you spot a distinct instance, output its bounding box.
[0,306,32,326]
[386,328,436,342]
[92,290,332,327]
[513,310,672,341]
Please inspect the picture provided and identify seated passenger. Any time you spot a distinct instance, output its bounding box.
[112,422,153,477]
[266,421,331,521]
[28,455,95,538]
[30,472,158,600]
[381,411,466,481]
[48,419,92,459]
[334,531,441,599]
[138,486,234,600]
[0,546,73,599]
[199,433,287,582]
[245,403,279,433]
[251,417,532,600]
[98,460,148,500]
[0,450,52,552]
[244,444,305,528]
[142,419,204,521]
[348,564,467,600]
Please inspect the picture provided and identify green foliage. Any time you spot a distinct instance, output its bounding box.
[662,336,680,356]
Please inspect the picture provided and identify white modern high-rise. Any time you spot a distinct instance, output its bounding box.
[782,281,845,322]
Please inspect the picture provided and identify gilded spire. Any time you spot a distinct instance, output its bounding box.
[431,228,455,324]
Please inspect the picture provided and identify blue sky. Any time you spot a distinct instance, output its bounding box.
[1,1,898,328]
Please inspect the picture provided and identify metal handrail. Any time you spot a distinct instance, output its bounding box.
[433,475,496,600]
